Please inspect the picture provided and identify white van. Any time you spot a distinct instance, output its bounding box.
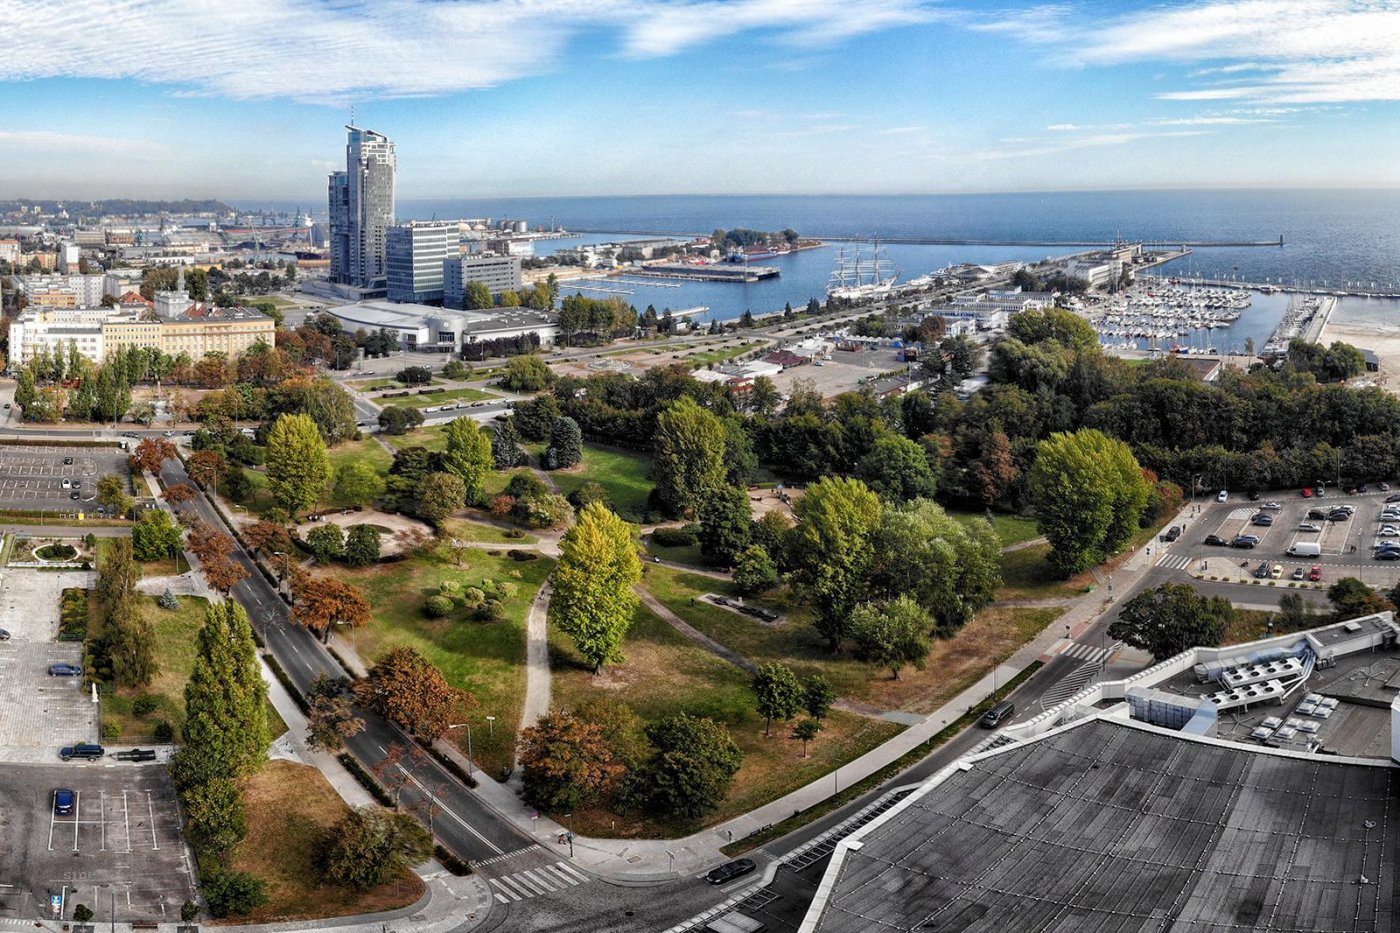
[1287,541,1322,558]
[1216,490,1228,503]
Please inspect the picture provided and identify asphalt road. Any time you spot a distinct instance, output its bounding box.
[154,455,540,863]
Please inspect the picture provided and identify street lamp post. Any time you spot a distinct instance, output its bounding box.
[448,722,474,778]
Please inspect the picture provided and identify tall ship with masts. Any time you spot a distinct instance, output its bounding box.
[827,238,897,300]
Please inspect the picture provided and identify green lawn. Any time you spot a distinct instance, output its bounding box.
[322,542,554,778]
[100,594,287,742]
[442,518,538,545]
[396,387,499,410]
[949,510,1043,548]
[545,444,654,523]
[385,424,448,453]
[681,341,768,368]
[549,601,902,837]
[239,436,393,515]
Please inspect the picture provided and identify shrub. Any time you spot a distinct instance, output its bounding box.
[461,587,487,610]
[181,900,200,922]
[154,720,175,743]
[475,599,505,622]
[507,549,539,562]
[424,595,454,618]
[652,527,697,547]
[202,867,268,918]
[133,694,159,716]
[158,588,179,610]
[73,905,94,923]
[101,722,120,740]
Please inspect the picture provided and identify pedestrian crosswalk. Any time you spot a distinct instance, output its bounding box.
[1156,553,1193,570]
[1059,641,1116,665]
[488,860,590,903]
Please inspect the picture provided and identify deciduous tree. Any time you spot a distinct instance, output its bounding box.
[344,524,382,567]
[334,461,386,508]
[187,449,226,488]
[855,434,938,503]
[697,483,752,566]
[1107,582,1234,661]
[306,523,345,564]
[96,473,132,517]
[129,436,176,475]
[290,576,371,642]
[132,508,184,562]
[354,646,474,741]
[641,713,743,819]
[751,662,804,735]
[733,545,778,595]
[792,718,821,758]
[265,412,331,517]
[850,596,933,680]
[519,711,625,812]
[441,417,494,502]
[550,502,643,673]
[788,476,883,650]
[1029,429,1150,576]
[653,396,727,516]
[321,807,433,891]
[414,471,467,527]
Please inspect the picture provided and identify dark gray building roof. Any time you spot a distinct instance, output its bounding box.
[807,718,1397,932]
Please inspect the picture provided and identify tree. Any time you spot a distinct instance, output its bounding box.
[265,413,331,516]
[441,417,494,502]
[969,431,1019,506]
[344,524,382,567]
[1029,429,1151,576]
[162,482,196,507]
[202,553,250,595]
[395,365,433,385]
[414,471,467,527]
[354,645,475,741]
[128,436,176,475]
[501,354,555,392]
[334,461,386,508]
[378,404,425,435]
[855,435,938,503]
[1277,592,1313,631]
[182,777,248,855]
[850,596,933,680]
[322,807,433,892]
[751,662,804,736]
[202,869,268,919]
[96,539,158,688]
[96,474,133,517]
[290,576,371,642]
[789,476,883,650]
[243,520,292,557]
[1107,582,1234,661]
[490,417,524,469]
[697,483,752,566]
[187,449,226,488]
[171,600,269,787]
[544,416,583,470]
[1327,577,1392,621]
[733,545,778,595]
[519,710,625,812]
[803,675,836,721]
[513,394,561,441]
[748,376,781,417]
[463,280,494,311]
[653,396,727,516]
[443,359,470,380]
[550,502,642,673]
[306,676,366,752]
[642,713,743,819]
[132,509,183,562]
[306,523,346,564]
[567,480,609,512]
[792,718,821,758]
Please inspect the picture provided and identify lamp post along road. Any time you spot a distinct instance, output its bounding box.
[449,722,474,777]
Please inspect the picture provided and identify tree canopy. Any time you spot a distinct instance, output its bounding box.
[1107,582,1234,661]
[550,502,643,672]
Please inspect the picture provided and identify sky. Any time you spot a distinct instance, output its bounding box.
[3,0,1400,200]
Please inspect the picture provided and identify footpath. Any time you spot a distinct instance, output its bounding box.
[457,505,1200,884]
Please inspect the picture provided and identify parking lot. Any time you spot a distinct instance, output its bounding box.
[0,445,129,512]
[1157,488,1400,582]
[0,762,194,923]
[0,569,98,755]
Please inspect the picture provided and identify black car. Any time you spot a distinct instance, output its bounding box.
[1160,525,1182,542]
[1308,508,1329,520]
[705,858,757,885]
[1253,562,1271,579]
[1203,534,1227,546]
[1388,494,1400,503]
[1378,550,1400,561]
[62,457,73,465]
[59,742,105,762]
[1248,491,1260,501]
[1328,510,1351,521]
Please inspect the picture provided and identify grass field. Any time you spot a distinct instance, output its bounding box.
[549,602,902,837]
[949,510,1042,548]
[997,544,1095,601]
[442,517,538,545]
[323,541,554,777]
[240,436,393,515]
[680,341,767,368]
[98,594,287,742]
[232,760,424,923]
[385,424,448,453]
[642,566,1065,714]
[395,387,500,409]
[544,444,653,523]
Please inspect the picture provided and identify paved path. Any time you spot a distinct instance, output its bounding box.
[638,588,757,674]
[1001,535,1048,553]
[517,581,554,749]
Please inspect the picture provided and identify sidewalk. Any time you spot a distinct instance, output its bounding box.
[459,507,1195,884]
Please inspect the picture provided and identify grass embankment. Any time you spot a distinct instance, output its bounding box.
[643,565,1061,714]
[949,510,1042,548]
[996,544,1093,601]
[232,760,424,923]
[549,602,902,838]
[96,594,288,741]
[322,540,554,777]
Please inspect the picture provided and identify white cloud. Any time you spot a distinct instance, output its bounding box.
[3,0,940,104]
[0,130,163,155]
[980,128,1210,161]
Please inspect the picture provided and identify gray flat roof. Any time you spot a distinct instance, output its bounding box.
[810,718,1397,932]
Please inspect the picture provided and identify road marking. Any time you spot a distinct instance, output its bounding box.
[99,789,105,852]
[73,790,80,851]
[399,768,503,856]
[147,790,158,850]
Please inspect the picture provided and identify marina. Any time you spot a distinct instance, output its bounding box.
[1083,282,1255,354]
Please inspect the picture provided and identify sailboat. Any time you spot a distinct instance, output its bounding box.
[827,238,897,300]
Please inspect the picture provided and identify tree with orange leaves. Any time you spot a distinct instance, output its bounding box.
[162,483,196,506]
[354,646,474,741]
[128,437,176,475]
[187,450,226,488]
[243,520,292,557]
[290,575,371,643]
[202,554,250,595]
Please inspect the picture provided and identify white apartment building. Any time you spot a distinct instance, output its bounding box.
[57,241,80,272]
[8,308,110,366]
[13,273,107,307]
[443,254,523,308]
[0,240,19,264]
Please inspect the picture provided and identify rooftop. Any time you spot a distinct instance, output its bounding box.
[808,718,1398,933]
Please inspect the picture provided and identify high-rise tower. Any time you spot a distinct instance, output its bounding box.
[328,125,396,288]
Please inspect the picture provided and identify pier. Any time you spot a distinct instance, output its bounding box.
[630,262,780,283]
[570,229,1285,249]
[1159,277,1400,300]
[1261,295,1336,355]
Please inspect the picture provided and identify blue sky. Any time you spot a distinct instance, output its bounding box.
[3,0,1399,199]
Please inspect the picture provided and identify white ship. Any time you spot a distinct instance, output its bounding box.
[827,239,897,300]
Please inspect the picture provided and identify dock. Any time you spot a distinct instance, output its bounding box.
[630,262,780,283]
[1262,295,1336,355]
[570,229,1285,249]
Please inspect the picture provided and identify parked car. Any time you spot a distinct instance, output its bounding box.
[48,663,83,676]
[53,788,75,815]
[1250,514,1274,526]
[62,457,73,465]
[1248,491,1260,501]
[60,478,71,489]
[1260,501,1282,510]
[1291,567,1306,581]
[1327,510,1351,522]
[59,743,104,762]
[1231,535,1260,548]
[1203,534,1227,546]
[1297,523,1322,533]
[705,859,757,885]
[1307,508,1329,520]
[1381,482,1392,492]
[1309,566,1323,581]
[1380,526,1399,537]
[1359,484,1370,493]
[1377,549,1400,561]
[1253,562,1271,579]
[1270,564,1284,579]
[1302,488,1314,498]
[0,628,8,640]
[1217,490,1229,503]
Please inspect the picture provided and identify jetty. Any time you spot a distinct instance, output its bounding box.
[1261,295,1336,356]
[630,262,779,283]
[570,229,1285,249]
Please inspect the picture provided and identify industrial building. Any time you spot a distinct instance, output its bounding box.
[800,613,1400,932]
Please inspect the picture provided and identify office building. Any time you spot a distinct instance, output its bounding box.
[443,254,523,308]
[328,125,396,289]
[386,221,455,304]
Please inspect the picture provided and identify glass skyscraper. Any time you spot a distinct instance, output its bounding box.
[328,125,396,288]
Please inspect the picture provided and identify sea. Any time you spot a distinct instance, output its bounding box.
[237,190,1400,341]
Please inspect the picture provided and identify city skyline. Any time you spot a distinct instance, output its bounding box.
[3,0,1400,198]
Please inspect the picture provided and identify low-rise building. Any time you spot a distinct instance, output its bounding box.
[442,254,523,308]
[324,300,556,354]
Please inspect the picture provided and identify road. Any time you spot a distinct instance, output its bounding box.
[154,454,540,862]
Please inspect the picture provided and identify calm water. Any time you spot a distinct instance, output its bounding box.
[240,190,1400,328]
